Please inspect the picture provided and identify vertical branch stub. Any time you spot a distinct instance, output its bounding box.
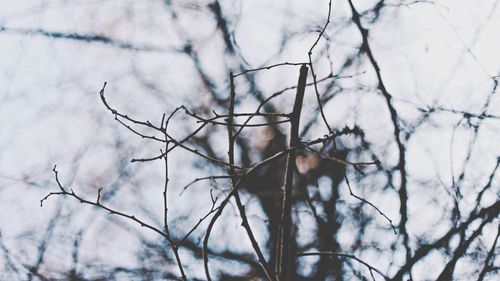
[276,64,308,280]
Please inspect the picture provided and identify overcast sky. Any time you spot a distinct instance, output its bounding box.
[0,0,498,280]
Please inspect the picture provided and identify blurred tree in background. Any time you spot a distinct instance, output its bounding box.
[0,0,498,280]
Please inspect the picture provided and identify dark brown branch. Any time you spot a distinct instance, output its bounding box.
[226,73,275,280]
[160,107,188,280]
[197,119,290,127]
[276,64,308,280]
[184,108,290,127]
[165,131,244,170]
[100,82,162,131]
[131,121,209,163]
[234,62,306,77]
[41,166,168,240]
[114,117,166,142]
[302,126,365,146]
[180,175,236,194]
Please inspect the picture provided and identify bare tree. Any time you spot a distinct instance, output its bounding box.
[0,0,498,280]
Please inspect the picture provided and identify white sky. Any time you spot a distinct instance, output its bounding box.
[0,0,498,280]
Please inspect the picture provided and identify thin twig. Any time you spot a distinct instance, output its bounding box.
[131,120,209,163]
[308,0,334,133]
[177,190,219,247]
[226,73,275,280]
[41,166,168,240]
[100,82,163,131]
[344,173,397,234]
[180,175,236,195]
[303,144,378,174]
[234,62,306,77]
